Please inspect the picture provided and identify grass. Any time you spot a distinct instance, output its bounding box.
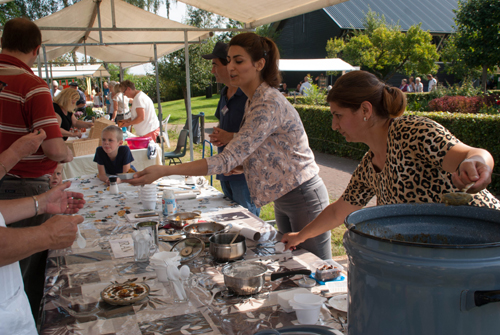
[163,95,346,257]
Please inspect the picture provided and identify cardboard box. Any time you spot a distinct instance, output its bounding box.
[66,138,99,157]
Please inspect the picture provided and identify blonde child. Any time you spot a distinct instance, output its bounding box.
[93,125,134,184]
[49,163,64,188]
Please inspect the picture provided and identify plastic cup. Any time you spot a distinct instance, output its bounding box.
[142,200,157,210]
[294,304,322,325]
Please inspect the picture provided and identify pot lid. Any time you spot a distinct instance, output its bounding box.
[170,237,205,263]
[345,204,500,248]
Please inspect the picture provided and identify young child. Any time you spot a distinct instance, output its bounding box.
[49,163,64,188]
[93,125,134,184]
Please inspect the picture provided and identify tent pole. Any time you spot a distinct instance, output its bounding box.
[98,0,104,43]
[184,30,194,162]
[110,0,116,29]
[42,46,50,88]
[37,55,42,78]
[153,44,165,165]
[119,64,123,82]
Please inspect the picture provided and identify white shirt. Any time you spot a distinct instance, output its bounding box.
[0,213,37,335]
[299,82,312,96]
[428,78,437,92]
[415,82,423,93]
[113,92,130,114]
[130,91,159,136]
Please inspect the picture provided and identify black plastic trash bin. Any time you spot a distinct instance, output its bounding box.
[205,85,212,99]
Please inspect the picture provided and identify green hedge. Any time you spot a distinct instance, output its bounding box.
[295,104,500,195]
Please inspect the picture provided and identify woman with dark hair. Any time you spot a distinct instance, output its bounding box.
[130,33,332,259]
[282,70,500,250]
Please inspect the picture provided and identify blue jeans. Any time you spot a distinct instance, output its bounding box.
[274,175,332,260]
[220,179,261,217]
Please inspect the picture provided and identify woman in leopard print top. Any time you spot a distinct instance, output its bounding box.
[283,71,499,250]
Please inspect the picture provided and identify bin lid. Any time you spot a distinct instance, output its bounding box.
[344,204,500,248]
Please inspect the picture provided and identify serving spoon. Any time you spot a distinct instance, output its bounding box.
[441,183,475,206]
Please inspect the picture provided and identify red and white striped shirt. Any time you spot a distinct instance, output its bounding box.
[0,54,62,177]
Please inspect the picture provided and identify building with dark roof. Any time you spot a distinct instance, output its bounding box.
[272,0,458,88]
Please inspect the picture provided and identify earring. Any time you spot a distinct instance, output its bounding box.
[363,117,367,121]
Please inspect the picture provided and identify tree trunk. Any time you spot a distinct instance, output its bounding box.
[482,64,488,93]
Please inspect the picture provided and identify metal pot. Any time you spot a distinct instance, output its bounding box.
[344,204,500,335]
[166,211,201,229]
[209,233,246,262]
[183,221,225,243]
[221,261,311,295]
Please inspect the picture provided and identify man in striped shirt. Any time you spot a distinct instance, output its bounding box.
[0,17,73,321]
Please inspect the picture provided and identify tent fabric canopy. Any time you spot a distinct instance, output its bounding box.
[33,0,211,66]
[279,58,354,71]
[179,0,349,28]
[31,64,110,79]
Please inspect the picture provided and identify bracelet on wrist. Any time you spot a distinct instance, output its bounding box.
[32,195,39,216]
[0,162,8,175]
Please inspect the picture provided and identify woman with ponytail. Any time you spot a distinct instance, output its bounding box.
[283,70,499,250]
[131,33,332,260]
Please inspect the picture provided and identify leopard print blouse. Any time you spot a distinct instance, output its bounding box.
[342,115,500,210]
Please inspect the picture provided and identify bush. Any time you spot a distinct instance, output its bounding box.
[293,103,500,195]
[428,93,500,114]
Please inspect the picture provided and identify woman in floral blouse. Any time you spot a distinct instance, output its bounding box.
[131,33,332,259]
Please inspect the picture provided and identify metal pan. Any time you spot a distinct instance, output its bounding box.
[221,261,311,295]
[183,221,225,243]
[165,211,201,229]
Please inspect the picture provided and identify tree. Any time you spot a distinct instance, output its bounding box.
[325,11,439,82]
[451,0,500,92]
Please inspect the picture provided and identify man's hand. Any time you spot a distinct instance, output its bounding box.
[40,181,86,215]
[129,166,167,186]
[8,129,47,160]
[61,146,74,163]
[209,127,234,147]
[42,214,84,250]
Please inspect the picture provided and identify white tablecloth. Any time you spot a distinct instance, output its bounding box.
[62,144,162,179]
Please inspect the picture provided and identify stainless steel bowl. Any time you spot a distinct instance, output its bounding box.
[209,233,246,262]
[182,221,225,243]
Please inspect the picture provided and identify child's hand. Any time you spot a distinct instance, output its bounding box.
[105,178,110,185]
[117,177,122,184]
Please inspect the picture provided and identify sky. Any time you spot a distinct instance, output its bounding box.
[127,2,188,76]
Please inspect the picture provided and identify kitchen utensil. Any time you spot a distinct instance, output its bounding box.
[116,172,135,180]
[183,221,225,243]
[229,231,239,244]
[136,221,159,246]
[344,203,500,335]
[277,288,311,312]
[132,229,157,262]
[166,211,201,229]
[76,226,86,248]
[101,282,149,306]
[221,261,311,295]
[209,233,246,262]
[180,265,190,280]
[167,265,188,302]
[441,182,475,206]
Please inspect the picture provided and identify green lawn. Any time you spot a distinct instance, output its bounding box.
[156,95,220,125]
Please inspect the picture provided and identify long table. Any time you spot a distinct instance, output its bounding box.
[39,175,346,334]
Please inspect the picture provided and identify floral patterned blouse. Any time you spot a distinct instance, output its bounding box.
[342,115,500,210]
[206,82,319,207]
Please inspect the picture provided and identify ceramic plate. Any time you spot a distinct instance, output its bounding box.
[328,294,348,313]
[101,282,149,306]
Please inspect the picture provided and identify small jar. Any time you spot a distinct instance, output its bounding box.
[109,175,119,194]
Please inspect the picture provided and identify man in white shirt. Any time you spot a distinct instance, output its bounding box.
[299,76,312,96]
[120,80,160,141]
[427,74,437,92]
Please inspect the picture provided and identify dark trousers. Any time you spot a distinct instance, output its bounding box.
[0,177,51,323]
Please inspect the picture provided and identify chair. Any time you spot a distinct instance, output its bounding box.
[164,129,188,165]
[156,114,171,148]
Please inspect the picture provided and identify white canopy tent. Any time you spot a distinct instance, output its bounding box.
[30,64,111,79]
[279,58,354,72]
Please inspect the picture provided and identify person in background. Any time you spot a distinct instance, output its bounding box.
[202,42,260,217]
[93,86,102,108]
[130,33,332,260]
[407,76,415,93]
[399,78,408,92]
[415,77,424,93]
[94,125,134,184]
[53,88,93,140]
[49,163,64,188]
[52,80,61,97]
[112,82,131,122]
[282,70,499,252]
[68,81,86,116]
[427,74,437,92]
[103,81,111,114]
[0,18,74,317]
[120,80,160,141]
[279,82,289,95]
[0,131,84,335]
[299,76,312,96]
